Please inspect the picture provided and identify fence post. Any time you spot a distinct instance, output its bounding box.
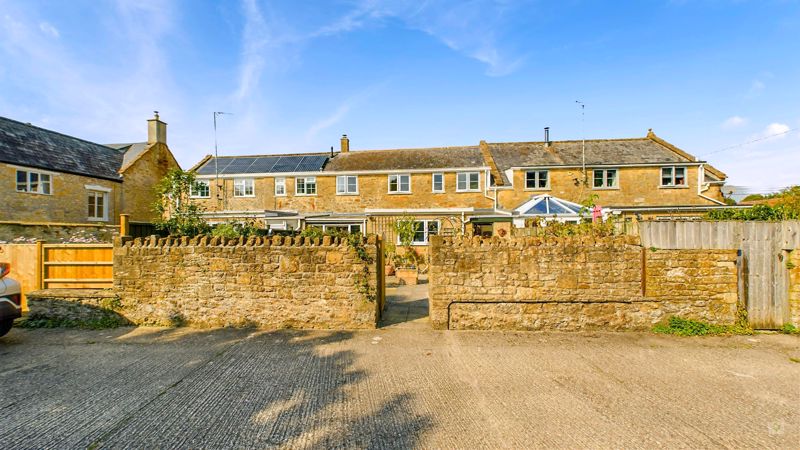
[120,214,130,237]
[35,240,44,290]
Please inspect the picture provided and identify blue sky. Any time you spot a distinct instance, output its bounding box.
[1,0,798,193]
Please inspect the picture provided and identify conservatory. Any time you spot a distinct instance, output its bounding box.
[512,194,603,227]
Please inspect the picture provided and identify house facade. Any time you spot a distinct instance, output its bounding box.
[189,130,728,245]
[0,114,180,242]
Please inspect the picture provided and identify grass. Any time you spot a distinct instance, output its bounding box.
[19,314,129,330]
[652,316,753,336]
[780,323,800,335]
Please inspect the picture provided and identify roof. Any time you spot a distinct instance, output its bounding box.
[322,146,486,172]
[513,195,584,217]
[0,116,124,181]
[194,153,330,175]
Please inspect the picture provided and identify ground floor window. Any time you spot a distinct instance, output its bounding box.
[403,220,438,245]
[320,223,362,234]
[87,191,108,221]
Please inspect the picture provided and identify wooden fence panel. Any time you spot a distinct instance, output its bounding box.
[638,221,800,329]
[0,244,38,310]
[42,244,113,289]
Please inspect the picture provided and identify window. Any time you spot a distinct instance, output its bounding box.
[234,178,255,197]
[275,177,286,196]
[322,224,362,234]
[296,177,317,195]
[432,173,444,193]
[456,172,480,192]
[87,191,108,221]
[401,220,439,245]
[336,175,358,194]
[190,179,210,198]
[388,174,411,193]
[661,167,687,187]
[15,170,51,194]
[593,169,618,189]
[525,170,549,189]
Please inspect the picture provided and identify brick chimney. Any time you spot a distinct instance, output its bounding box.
[147,111,167,145]
[340,134,350,153]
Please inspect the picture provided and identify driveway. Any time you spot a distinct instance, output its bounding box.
[1,320,798,449]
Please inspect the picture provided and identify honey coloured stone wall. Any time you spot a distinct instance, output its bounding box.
[429,235,739,330]
[113,235,382,329]
[789,250,800,327]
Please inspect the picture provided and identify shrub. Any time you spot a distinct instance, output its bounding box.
[652,316,752,336]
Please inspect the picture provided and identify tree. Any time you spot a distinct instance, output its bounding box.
[152,169,210,236]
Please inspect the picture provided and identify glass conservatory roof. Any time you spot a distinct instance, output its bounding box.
[517,195,583,217]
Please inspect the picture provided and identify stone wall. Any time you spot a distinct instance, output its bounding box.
[429,235,739,330]
[789,250,800,327]
[0,223,118,243]
[120,142,181,223]
[113,235,381,329]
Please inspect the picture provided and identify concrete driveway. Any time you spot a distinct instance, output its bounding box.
[1,321,798,449]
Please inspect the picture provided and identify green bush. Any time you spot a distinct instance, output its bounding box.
[652,316,752,336]
[210,220,264,239]
[780,323,800,335]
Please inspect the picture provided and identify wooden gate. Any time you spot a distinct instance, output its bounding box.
[638,221,800,329]
[39,243,113,289]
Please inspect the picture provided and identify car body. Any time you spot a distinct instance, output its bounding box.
[0,263,22,337]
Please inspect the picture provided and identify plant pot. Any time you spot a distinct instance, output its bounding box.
[395,267,419,285]
[385,264,396,276]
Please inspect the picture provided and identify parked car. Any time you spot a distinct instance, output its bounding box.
[0,263,22,337]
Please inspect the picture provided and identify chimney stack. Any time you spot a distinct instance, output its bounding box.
[544,127,550,147]
[340,134,350,153]
[147,111,167,145]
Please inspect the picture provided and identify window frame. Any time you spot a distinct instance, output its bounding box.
[660,166,688,188]
[15,169,52,195]
[456,171,480,192]
[432,172,445,193]
[524,170,550,190]
[189,179,210,198]
[397,219,440,246]
[87,190,109,222]
[336,175,359,195]
[388,174,411,194]
[274,177,286,196]
[233,178,255,197]
[321,223,362,234]
[295,176,317,196]
[592,168,619,189]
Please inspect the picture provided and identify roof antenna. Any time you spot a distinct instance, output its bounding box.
[213,112,233,203]
[575,100,586,185]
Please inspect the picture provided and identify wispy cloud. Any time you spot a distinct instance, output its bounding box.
[721,115,748,129]
[38,21,58,38]
[304,82,387,142]
[762,122,791,138]
[236,0,271,101]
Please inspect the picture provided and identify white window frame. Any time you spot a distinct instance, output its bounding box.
[336,175,358,195]
[190,179,210,198]
[274,177,286,196]
[388,174,411,194]
[431,172,445,193]
[321,223,363,234]
[456,172,480,192]
[397,220,440,246]
[660,166,687,187]
[592,168,619,189]
[295,176,317,196]
[525,170,550,190]
[233,178,255,197]
[15,169,52,195]
[87,190,109,222]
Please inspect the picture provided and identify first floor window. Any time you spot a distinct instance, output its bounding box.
[296,177,317,195]
[525,170,549,189]
[399,220,439,245]
[661,166,686,187]
[336,175,358,194]
[275,177,286,196]
[234,178,255,197]
[593,169,618,188]
[456,172,480,191]
[16,170,51,194]
[190,179,210,198]
[388,174,411,193]
[432,173,444,192]
[87,191,108,220]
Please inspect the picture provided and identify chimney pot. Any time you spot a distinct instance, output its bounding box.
[147,112,167,145]
[340,134,350,153]
[544,127,550,147]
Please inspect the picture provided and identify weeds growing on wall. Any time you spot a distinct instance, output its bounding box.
[652,316,753,336]
[19,314,129,330]
[522,220,616,238]
[780,324,800,335]
[345,233,377,303]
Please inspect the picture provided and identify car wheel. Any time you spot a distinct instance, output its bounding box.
[0,319,13,337]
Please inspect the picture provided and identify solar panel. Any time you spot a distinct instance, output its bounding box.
[271,156,304,172]
[248,156,279,173]
[294,155,328,172]
[197,158,234,175]
[220,157,257,174]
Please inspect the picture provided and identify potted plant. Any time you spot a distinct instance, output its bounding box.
[384,242,396,276]
[393,216,419,285]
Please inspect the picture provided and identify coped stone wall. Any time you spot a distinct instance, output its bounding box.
[789,250,800,327]
[429,235,739,330]
[114,235,381,329]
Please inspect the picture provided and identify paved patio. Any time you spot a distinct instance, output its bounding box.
[1,314,798,449]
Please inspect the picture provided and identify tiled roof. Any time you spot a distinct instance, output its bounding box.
[323,146,485,172]
[106,142,149,171]
[0,116,123,181]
